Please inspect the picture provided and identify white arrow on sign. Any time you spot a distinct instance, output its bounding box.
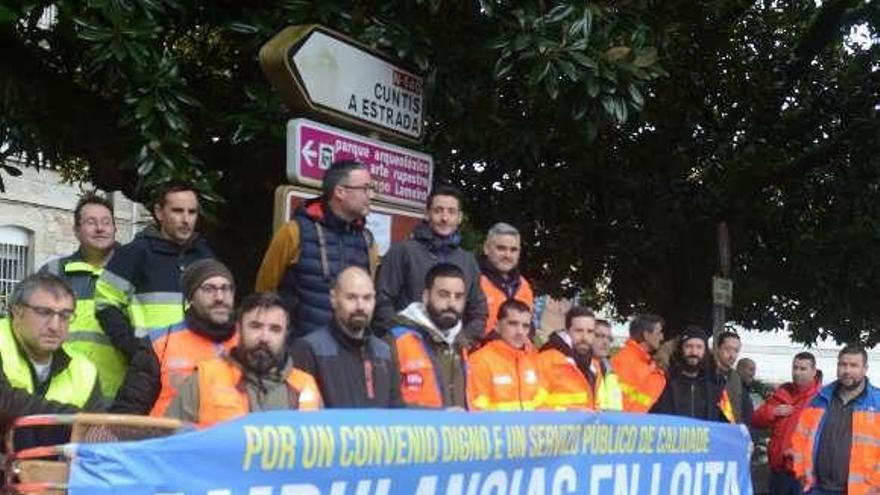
[301,140,317,167]
[290,30,424,140]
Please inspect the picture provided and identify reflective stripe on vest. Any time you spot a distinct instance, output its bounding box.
[53,259,128,397]
[392,330,444,408]
[539,348,595,411]
[618,381,656,409]
[467,340,548,411]
[149,325,239,417]
[130,292,185,337]
[480,275,534,334]
[611,340,666,413]
[0,319,97,408]
[596,371,624,411]
[790,403,880,494]
[196,358,321,428]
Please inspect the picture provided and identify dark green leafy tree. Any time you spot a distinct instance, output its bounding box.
[2,0,879,344]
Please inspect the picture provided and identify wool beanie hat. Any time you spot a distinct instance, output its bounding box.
[180,259,234,300]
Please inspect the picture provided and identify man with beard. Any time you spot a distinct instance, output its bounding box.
[291,267,403,408]
[110,259,238,415]
[792,345,880,495]
[538,308,623,411]
[387,263,471,409]
[375,186,487,338]
[478,223,534,335]
[611,314,667,412]
[165,292,322,427]
[650,325,734,422]
[539,307,599,410]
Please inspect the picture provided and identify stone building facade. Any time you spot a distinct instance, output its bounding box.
[0,158,150,311]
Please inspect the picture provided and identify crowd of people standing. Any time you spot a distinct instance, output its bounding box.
[0,159,877,494]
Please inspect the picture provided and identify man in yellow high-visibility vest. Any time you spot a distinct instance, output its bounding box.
[1,273,104,412]
[40,194,123,398]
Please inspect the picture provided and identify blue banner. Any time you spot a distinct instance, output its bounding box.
[68,410,753,495]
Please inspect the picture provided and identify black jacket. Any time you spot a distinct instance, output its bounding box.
[1,378,79,453]
[650,364,728,422]
[0,346,105,450]
[291,321,404,408]
[0,375,78,423]
[374,222,487,338]
[95,226,213,359]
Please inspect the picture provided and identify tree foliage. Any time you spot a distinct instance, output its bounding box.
[2,0,879,344]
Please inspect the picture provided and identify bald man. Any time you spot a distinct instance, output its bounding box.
[291,267,403,407]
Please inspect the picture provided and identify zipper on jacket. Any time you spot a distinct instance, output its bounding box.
[689,382,696,418]
[361,348,375,400]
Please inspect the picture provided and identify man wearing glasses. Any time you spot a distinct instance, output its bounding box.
[111,259,238,416]
[0,273,104,413]
[40,194,124,399]
[256,160,379,339]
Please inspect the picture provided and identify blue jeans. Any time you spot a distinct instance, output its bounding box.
[769,470,801,495]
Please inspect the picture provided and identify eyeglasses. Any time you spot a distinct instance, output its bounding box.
[341,184,375,194]
[79,218,114,229]
[198,283,235,296]
[20,304,75,324]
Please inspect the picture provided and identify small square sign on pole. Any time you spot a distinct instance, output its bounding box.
[713,276,734,308]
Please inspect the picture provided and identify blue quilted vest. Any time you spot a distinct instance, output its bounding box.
[280,200,372,338]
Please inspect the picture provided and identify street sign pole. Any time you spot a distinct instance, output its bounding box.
[712,222,732,342]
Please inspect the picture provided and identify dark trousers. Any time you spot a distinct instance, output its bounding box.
[807,487,844,495]
[769,470,801,495]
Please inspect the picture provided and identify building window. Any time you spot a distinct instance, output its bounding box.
[0,226,31,314]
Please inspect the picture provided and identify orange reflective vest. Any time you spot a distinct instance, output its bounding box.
[149,322,239,417]
[480,274,534,334]
[791,381,880,495]
[466,339,547,411]
[610,339,666,413]
[390,328,467,409]
[538,347,604,410]
[195,357,322,428]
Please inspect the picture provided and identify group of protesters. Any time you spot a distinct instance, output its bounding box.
[0,159,878,494]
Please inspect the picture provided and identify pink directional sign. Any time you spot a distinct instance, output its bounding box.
[287,118,433,209]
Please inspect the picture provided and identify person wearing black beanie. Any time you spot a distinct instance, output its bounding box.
[649,325,733,422]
